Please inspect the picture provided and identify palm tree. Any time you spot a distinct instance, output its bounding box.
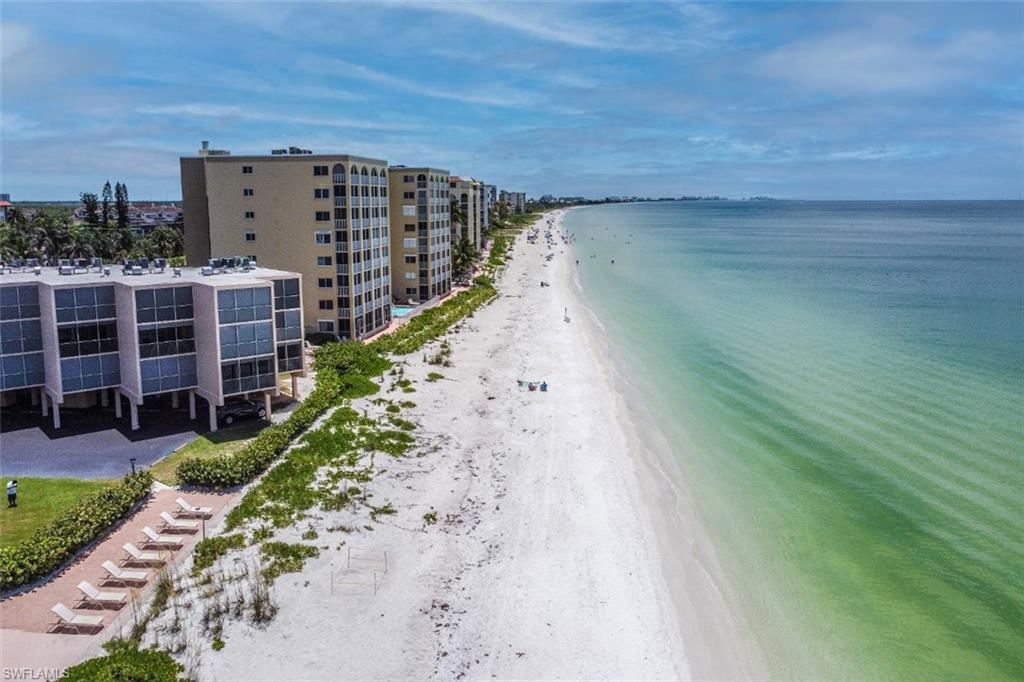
[450,196,467,228]
[146,225,184,258]
[451,236,480,281]
[32,211,69,263]
[62,226,96,260]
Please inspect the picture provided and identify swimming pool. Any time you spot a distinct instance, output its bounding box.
[392,306,417,317]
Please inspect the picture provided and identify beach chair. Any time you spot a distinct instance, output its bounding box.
[77,581,127,608]
[174,497,213,518]
[122,543,166,566]
[101,560,147,586]
[50,603,104,634]
[141,526,183,549]
[159,511,199,533]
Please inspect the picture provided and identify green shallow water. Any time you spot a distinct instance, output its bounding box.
[565,201,1024,681]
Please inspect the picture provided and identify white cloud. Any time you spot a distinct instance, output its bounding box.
[754,24,1004,95]
[134,104,418,131]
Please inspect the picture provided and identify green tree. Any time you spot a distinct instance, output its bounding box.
[114,182,130,230]
[450,196,467,227]
[145,225,184,258]
[80,192,101,228]
[101,181,113,225]
[63,225,96,260]
[451,235,480,281]
[32,210,71,261]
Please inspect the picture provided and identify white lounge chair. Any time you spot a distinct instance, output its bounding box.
[102,560,147,586]
[51,603,104,634]
[122,543,166,566]
[159,511,199,533]
[175,497,213,518]
[77,581,127,607]
[141,526,182,548]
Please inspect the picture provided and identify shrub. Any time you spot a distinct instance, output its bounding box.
[338,373,380,399]
[192,534,246,575]
[0,471,152,592]
[426,372,444,382]
[63,639,184,682]
[260,542,319,580]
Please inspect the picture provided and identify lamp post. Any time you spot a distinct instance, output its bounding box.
[129,457,136,475]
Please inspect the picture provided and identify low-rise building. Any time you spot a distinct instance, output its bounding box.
[0,259,304,432]
[387,167,452,304]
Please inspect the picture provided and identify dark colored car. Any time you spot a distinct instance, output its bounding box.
[217,399,267,425]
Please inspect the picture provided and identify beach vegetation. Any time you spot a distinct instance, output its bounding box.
[259,542,319,580]
[192,534,246,576]
[0,471,152,592]
[423,511,438,526]
[62,639,185,682]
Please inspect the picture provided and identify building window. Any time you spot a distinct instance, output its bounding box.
[403,191,414,199]
[404,255,416,264]
[314,165,329,176]
[404,223,415,232]
[243,188,254,197]
[245,231,256,242]
[242,166,253,174]
[315,211,330,221]
[317,320,335,333]
[314,231,331,245]
[314,188,329,199]
[403,238,416,248]
[402,205,416,217]
[404,272,416,280]
[317,277,333,288]
[318,300,334,310]
[245,211,255,219]
[316,256,332,267]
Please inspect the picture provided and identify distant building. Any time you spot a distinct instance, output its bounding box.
[0,261,304,433]
[450,176,483,251]
[0,194,11,223]
[485,185,497,213]
[181,144,392,341]
[387,167,452,304]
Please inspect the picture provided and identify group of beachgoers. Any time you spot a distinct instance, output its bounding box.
[517,379,549,392]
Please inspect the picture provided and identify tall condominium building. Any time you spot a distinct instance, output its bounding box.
[477,181,489,234]
[0,260,303,432]
[498,190,527,214]
[485,185,498,212]
[181,147,392,341]
[450,176,483,251]
[387,167,452,304]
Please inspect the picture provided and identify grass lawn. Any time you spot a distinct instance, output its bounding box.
[147,421,264,485]
[0,477,119,548]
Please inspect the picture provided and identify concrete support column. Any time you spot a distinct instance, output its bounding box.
[208,402,218,433]
[171,391,179,409]
[291,374,299,399]
[100,388,109,407]
[188,390,196,420]
[52,401,61,429]
[130,401,139,431]
[41,392,49,417]
[31,388,39,407]
[263,392,272,422]
[114,391,122,419]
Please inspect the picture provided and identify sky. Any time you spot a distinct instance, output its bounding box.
[2,1,1022,200]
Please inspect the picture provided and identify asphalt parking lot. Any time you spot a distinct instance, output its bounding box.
[0,394,210,479]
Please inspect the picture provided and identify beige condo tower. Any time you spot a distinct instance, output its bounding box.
[387,167,452,304]
[181,145,392,340]
[450,176,483,251]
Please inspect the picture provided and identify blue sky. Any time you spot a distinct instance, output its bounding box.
[2,1,1022,200]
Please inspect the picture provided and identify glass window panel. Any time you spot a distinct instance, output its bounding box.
[155,288,174,306]
[254,287,271,305]
[0,288,17,306]
[95,287,114,305]
[97,304,117,319]
[218,289,235,310]
[255,305,272,320]
[136,289,155,310]
[101,354,120,373]
[174,286,193,305]
[142,377,161,394]
[55,289,75,308]
[235,288,254,307]
[255,322,273,341]
[76,305,97,321]
[74,287,96,306]
[218,308,236,324]
[56,307,76,324]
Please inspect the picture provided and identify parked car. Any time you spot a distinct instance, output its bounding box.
[217,399,266,425]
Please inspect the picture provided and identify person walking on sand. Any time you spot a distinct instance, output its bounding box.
[6,479,17,508]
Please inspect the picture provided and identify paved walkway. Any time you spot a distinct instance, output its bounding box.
[0,487,236,675]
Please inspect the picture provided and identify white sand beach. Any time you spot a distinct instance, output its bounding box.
[196,210,758,681]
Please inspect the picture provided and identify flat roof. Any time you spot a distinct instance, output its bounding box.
[388,166,450,175]
[0,264,298,288]
[183,153,387,166]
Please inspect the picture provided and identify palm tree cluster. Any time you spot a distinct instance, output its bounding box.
[0,182,184,265]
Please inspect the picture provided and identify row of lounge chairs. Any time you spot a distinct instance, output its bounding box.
[49,498,213,634]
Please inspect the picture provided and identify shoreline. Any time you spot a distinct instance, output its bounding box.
[561,207,766,679]
[192,208,753,680]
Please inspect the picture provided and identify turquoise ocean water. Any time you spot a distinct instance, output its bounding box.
[564,201,1023,681]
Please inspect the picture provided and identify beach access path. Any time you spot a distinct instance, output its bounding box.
[202,210,692,680]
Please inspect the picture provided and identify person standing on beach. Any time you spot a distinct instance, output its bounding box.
[6,480,17,508]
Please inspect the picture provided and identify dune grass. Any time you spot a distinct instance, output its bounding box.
[0,477,119,548]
